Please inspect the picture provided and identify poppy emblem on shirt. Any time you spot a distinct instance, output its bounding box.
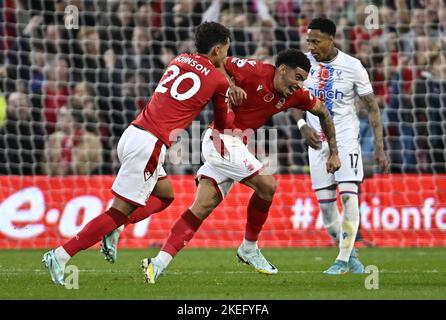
[264,93,274,102]
[321,68,331,80]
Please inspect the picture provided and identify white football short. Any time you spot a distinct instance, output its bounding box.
[308,140,364,190]
[196,128,263,200]
[112,125,167,206]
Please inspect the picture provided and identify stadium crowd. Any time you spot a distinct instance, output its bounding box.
[1,0,445,175]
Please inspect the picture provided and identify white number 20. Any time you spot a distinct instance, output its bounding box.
[155,65,201,101]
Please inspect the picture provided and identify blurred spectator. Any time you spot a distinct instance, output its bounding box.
[69,81,102,133]
[2,1,446,175]
[43,55,71,134]
[5,14,45,91]
[105,0,135,55]
[0,92,45,175]
[159,45,177,68]
[100,71,143,140]
[251,18,299,56]
[136,1,162,40]
[379,4,398,34]
[44,106,103,175]
[412,51,446,172]
[348,4,374,55]
[162,0,205,45]
[226,10,256,56]
[28,43,46,95]
[43,24,66,54]
[72,26,106,83]
[100,136,121,175]
[356,42,373,69]
[385,53,417,172]
[115,26,164,83]
[274,0,300,28]
[122,72,150,113]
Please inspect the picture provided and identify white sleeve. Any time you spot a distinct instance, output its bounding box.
[354,63,374,96]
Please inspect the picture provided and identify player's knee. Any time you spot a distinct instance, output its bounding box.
[319,201,336,215]
[341,195,349,204]
[338,182,358,205]
[257,176,277,200]
[191,199,218,220]
[153,178,175,200]
[164,189,175,200]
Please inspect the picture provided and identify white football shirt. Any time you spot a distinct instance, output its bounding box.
[304,50,373,145]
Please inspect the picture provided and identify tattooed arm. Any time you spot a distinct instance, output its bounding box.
[306,100,341,173]
[290,108,322,149]
[359,93,389,172]
[308,100,338,156]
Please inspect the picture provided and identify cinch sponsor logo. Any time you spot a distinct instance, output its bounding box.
[308,87,345,100]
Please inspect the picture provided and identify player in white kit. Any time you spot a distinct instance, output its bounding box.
[293,18,389,274]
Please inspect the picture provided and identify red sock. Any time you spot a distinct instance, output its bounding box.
[63,208,128,257]
[245,193,272,241]
[125,195,173,225]
[161,209,202,257]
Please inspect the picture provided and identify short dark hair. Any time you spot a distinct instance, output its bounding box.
[275,49,311,72]
[195,21,230,54]
[308,17,337,37]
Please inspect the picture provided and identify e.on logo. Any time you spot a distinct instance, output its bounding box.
[0,187,105,239]
[0,187,103,239]
[0,187,46,238]
[0,187,151,240]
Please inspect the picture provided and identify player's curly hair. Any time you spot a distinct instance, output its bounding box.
[308,17,337,37]
[275,49,311,72]
[195,21,231,54]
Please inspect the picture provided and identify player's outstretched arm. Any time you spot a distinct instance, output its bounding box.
[218,58,247,106]
[290,108,322,149]
[212,77,236,130]
[358,93,389,172]
[308,100,341,174]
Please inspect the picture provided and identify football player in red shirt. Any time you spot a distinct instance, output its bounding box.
[42,22,235,285]
[142,49,341,283]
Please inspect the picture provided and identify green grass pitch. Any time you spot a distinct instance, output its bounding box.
[1,248,445,299]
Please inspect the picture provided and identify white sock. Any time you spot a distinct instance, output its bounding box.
[241,239,258,252]
[54,246,71,267]
[154,251,173,269]
[316,188,341,244]
[324,218,341,244]
[337,183,360,262]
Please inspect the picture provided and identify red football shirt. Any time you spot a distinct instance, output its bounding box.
[221,56,317,132]
[133,53,231,147]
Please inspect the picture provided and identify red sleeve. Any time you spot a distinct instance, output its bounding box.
[224,56,237,76]
[212,74,233,130]
[224,56,261,84]
[291,87,317,111]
